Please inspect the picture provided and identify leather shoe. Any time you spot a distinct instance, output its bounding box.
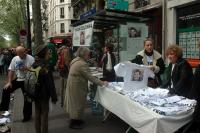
[69,119,85,129]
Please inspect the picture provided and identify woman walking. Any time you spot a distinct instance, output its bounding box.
[33,45,57,133]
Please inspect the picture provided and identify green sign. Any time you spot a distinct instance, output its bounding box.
[107,0,129,11]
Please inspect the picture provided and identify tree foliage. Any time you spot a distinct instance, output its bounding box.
[0,0,27,44]
[0,36,6,48]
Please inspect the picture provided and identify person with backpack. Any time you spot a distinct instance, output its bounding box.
[32,44,57,133]
[0,46,35,122]
[57,45,72,107]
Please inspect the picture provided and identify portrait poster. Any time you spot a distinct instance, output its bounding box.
[128,27,142,38]
[73,21,94,46]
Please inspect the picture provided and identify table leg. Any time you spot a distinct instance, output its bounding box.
[102,109,111,123]
[125,126,132,133]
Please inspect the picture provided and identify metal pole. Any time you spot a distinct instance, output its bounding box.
[162,0,166,60]
[117,24,120,63]
[27,0,32,54]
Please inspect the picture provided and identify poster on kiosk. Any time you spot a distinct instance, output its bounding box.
[73,21,94,46]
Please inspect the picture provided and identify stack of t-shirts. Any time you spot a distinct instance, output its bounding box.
[106,83,196,116]
[89,67,103,78]
[127,88,196,116]
[108,82,124,92]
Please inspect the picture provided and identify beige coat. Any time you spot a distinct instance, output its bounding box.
[64,57,104,119]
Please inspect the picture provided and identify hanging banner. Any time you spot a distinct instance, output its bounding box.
[73,21,94,46]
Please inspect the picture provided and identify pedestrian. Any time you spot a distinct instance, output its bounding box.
[101,44,116,82]
[161,45,193,98]
[57,45,72,107]
[64,47,108,129]
[131,38,165,87]
[33,45,57,133]
[2,49,14,75]
[0,46,35,122]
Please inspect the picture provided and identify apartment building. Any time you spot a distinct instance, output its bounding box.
[128,0,164,53]
[47,0,73,44]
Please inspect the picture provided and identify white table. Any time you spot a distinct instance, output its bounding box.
[95,86,194,133]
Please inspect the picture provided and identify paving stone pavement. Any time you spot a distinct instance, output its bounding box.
[8,73,133,133]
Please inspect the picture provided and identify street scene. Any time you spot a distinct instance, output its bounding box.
[0,0,200,133]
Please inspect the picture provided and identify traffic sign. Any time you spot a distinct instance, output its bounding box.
[19,29,27,36]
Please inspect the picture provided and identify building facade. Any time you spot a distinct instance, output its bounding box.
[166,0,200,66]
[72,0,105,20]
[47,0,73,42]
[71,0,165,61]
[128,0,163,53]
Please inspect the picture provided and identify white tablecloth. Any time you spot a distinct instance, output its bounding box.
[95,86,194,133]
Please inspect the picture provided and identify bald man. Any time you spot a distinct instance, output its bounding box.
[0,46,35,122]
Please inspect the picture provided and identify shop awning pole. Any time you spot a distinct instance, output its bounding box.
[117,24,120,63]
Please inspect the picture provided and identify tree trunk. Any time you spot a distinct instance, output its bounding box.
[31,0,43,46]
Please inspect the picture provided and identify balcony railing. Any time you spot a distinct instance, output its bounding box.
[60,15,65,19]
[60,29,65,33]
[135,0,150,9]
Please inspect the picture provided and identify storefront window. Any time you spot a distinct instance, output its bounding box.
[177,3,200,60]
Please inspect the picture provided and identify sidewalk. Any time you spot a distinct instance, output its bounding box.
[10,73,129,133]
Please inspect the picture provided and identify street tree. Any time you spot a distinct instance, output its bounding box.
[31,0,44,47]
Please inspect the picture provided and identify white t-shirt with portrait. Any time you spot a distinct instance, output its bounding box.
[9,54,35,81]
[114,62,154,92]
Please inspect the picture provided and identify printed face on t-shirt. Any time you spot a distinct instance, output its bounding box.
[131,69,144,81]
[15,60,25,70]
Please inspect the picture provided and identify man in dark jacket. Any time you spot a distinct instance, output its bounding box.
[101,44,116,82]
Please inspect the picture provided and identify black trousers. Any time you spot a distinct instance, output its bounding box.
[0,79,32,119]
[35,101,49,133]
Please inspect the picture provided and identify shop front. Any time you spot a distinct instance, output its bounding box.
[176,3,200,67]
[50,35,72,48]
[167,0,200,66]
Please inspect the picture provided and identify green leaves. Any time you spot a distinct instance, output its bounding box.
[0,0,26,44]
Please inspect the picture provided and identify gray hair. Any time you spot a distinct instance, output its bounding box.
[76,47,90,58]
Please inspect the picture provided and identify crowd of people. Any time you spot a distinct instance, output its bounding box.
[0,48,15,75]
[0,38,199,133]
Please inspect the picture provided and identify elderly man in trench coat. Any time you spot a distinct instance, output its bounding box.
[64,47,108,129]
